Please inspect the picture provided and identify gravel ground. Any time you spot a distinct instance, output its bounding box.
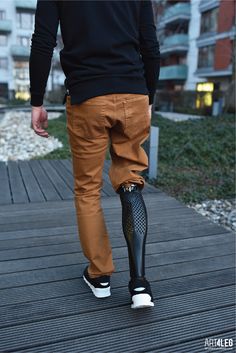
[0,110,63,162]
[187,199,236,233]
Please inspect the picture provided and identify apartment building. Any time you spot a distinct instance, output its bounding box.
[153,0,235,111]
[196,0,235,106]
[153,0,200,90]
[0,0,235,109]
[0,0,63,102]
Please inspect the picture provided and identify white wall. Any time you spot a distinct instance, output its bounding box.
[185,0,206,90]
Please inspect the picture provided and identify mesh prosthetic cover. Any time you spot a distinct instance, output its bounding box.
[118,183,148,278]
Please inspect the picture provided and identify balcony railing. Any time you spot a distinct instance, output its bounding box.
[199,0,220,13]
[159,64,188,80]
[195,64,233,77]
[11,45,30,58]
[0,19,12,32]
[158,3,191,27]
[15,0,37,10]
[161,34,189,54]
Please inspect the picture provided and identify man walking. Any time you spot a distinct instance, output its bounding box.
[30,0,160,309]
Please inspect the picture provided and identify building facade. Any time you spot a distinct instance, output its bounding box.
[0,0,235,110]
[0,0,63,102]
[153,0,235,111]
[196,0,235,89]
[153,0,200,90]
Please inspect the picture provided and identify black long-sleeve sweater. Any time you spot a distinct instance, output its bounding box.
[29,0,160,107]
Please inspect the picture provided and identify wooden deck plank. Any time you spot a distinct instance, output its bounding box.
[0,208,219,232]
[0,306,234,352]
[0,254,234,290]
[0,202,230,233]
[29,160,61,201]
[0,191,218,222]
[0,170,234,352]
[0,215,229,235]
[18,160,45,202]
[0,240,234,275]
[0,195,189,223]
[0,224,228,264]
[150,331,236,353]
[7,160,29,203]
[0,161,12,204]
[0,224,231,250]
[38,160,74,199]
[49,159,74,191]
[0,228,233,261]
[0,191,182,213]
[0,267,234,307]
[0,158,175,205]
[0,285,234,329]
[22,331,235,353]
[60,158,73,174]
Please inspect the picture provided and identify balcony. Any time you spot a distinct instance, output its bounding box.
[160,34,189,56]
[15,0,37,10]
[195,64,233,77]
[159,64,188,80]
[0,19,12,33]
[11,45,30,58]
[158,3,190,28]
[199,0,220,13]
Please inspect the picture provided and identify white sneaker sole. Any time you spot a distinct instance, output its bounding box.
[131,294,155,309]
[83,275,111,298]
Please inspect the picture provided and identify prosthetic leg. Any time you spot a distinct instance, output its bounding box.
[117,183,154,308]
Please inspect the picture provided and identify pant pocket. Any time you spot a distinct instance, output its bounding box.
[71,103,107,139]
[123,95,150,137]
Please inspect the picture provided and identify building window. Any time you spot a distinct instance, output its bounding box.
[14,61,30,101]
[198,45,215,68]
[0,57,8,69]
[14,61,29,80]
[17,36,31,47]
[0,9,6,20]
[200,8,218,34]
[16,12,34,30]
[0,34,7,46]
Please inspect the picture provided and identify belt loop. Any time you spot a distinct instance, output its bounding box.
[62,89,70,105]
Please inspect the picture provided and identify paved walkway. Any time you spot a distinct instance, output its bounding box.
[0,159,235,352]
[155,111,206,122]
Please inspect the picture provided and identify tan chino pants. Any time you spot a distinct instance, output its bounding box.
[66,93,150,278]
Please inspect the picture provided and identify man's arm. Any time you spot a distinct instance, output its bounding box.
[29,0,59,106]
[139,0,160,105]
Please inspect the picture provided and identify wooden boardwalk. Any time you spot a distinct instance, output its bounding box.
[0,159,235,352]
[0,159,158,205]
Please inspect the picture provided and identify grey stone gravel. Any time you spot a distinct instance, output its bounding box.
[0,110,63,162]
[187,198,236,233]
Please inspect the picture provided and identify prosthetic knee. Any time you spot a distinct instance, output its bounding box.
[117,183,148,278]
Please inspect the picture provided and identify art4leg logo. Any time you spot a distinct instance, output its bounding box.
[204,338,234,350]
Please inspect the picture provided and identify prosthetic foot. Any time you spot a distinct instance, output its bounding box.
[118,183,154,308]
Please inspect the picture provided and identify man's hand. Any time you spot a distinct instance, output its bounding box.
[31,105,49,138]
[149,104,152,120]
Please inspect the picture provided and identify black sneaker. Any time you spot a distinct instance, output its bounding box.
[129,277,154,309]
[83,265,111,298]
